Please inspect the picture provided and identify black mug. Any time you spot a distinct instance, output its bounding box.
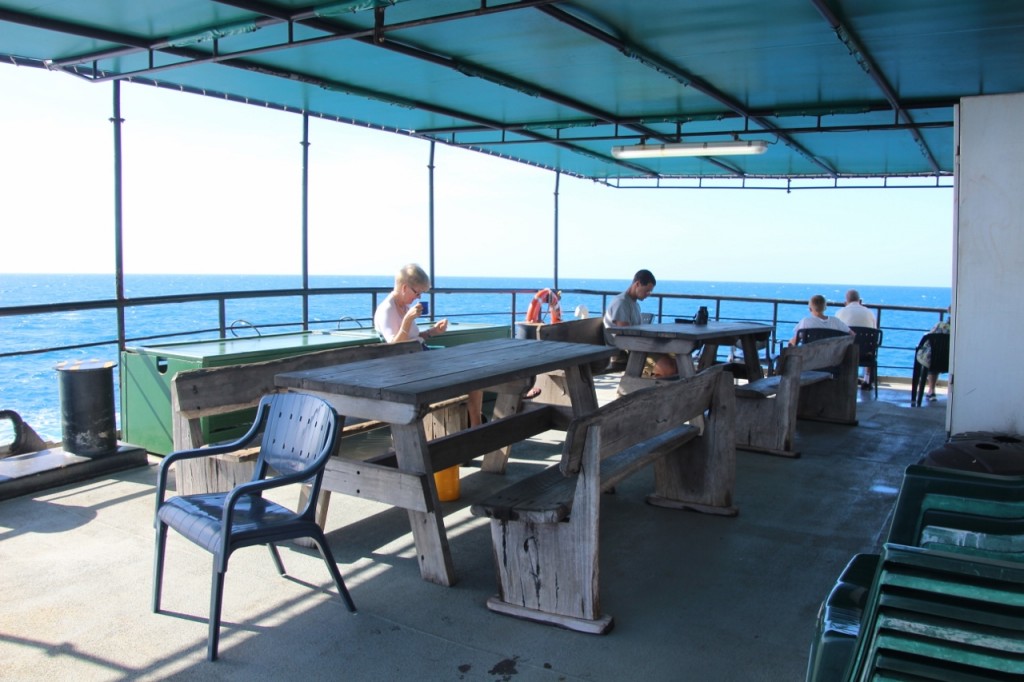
[695,306,709,325]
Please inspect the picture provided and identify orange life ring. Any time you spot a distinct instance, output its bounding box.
[525,288,562,324]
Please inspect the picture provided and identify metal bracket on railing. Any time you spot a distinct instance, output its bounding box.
[228,319,261,337]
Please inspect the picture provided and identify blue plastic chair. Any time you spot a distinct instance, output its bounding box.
[152,392,356,661]
[849,326,883,397]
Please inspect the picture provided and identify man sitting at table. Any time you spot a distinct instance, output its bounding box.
[787,294,854,346]
[603,269,678,378]
[835,288,877,388]
[374,263,483,427]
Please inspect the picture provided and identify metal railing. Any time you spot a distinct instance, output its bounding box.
[0,285,948,441]
[1,285,948,371]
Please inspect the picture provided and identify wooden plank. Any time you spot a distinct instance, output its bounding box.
[321,458,430,513]
[734,353,804,457]
[470,425,698,523]
[275,339,613,407]
[173,341,415,417]
[736,370,832,399]
[390,421,456,586]
[535,318,604,344]
[428,405,559,472]
[562,367,722,475]
[649,371,737,514]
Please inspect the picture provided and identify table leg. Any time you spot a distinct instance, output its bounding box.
[696,342,720,372]
[481,389,525,474]
[563,364,599,416]
[391,421,457,586]
[739,335,765,380]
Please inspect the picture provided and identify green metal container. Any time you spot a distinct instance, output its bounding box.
[421,321,511,347]
[120,330,383,455]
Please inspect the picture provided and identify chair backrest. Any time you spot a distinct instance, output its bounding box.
[797,327,849,344]
[849,326,882,365]
[920,332,950,373]
[251,392,339,481]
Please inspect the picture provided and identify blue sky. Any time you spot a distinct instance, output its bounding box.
[1,64,953,287]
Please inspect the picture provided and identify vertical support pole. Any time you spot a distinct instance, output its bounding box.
[553,170,560,290]
[111,80,127,353]
[300,112,311,330]
[427,141,436,319]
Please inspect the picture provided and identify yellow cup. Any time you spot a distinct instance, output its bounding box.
[434,465,461,502]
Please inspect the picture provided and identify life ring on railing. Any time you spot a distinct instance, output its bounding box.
[525,288,562,324]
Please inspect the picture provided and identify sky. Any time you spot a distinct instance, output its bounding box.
[0,64,954,287]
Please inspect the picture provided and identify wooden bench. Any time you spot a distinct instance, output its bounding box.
[734,335,857,457]
[523,318,618,405]
[169,340,466,501]
[470,365,735,634]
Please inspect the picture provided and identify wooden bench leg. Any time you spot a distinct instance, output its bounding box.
[485,431,610,633]
[485,518,611,634]
[648,372,738,514]
[797,346,859,425]
[735,395,800,457]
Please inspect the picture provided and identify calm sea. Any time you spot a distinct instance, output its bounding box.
[1,274,951,442]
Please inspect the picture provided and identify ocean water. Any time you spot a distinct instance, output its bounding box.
[0,273,951,442]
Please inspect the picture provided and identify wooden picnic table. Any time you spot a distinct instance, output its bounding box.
[274,337,615,586]
[610,321,773,394]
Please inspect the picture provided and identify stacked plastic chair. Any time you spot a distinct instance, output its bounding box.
[806,465,1024,681]
[847,543,1024,679]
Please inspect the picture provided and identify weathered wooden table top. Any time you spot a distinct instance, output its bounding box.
[275,338,614,406]
[612,321,773,343]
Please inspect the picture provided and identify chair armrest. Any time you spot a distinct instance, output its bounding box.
[219,464,325,535]
[155,428,263,512]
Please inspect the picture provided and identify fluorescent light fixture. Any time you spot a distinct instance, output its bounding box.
[611,139,769,159]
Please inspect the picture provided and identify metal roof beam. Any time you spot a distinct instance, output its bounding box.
[41,1,563,77]
[441,119,953,148]
[536,4,840,178]
[13,0,680,178]
[810,0,942,175]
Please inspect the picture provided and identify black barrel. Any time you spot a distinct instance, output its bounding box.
[56,359,117,457]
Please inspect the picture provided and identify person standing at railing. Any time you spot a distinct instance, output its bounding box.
[788,294,854,346]
[374,263,483,427]
[603,269,677,378]
[836,289,878,388]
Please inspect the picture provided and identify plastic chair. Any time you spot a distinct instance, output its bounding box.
[911,332,950,406]
[796,327,849,344]
[848,326,882,397]
[153,393,356,661]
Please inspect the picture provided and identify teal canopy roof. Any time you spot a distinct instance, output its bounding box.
[3,1,1023,186]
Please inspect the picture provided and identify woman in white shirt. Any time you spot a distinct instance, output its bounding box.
[374,264,483,427]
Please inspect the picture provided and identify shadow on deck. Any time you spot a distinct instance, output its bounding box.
[0,380,948,681]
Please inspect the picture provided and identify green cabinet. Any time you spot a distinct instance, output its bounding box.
[423,321,511,347]
[120,330,383,455]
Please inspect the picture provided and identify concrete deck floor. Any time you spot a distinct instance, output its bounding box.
[0,377,949,681]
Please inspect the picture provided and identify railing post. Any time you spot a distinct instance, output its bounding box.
[300,112,311,330]
[111,80,127,353]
